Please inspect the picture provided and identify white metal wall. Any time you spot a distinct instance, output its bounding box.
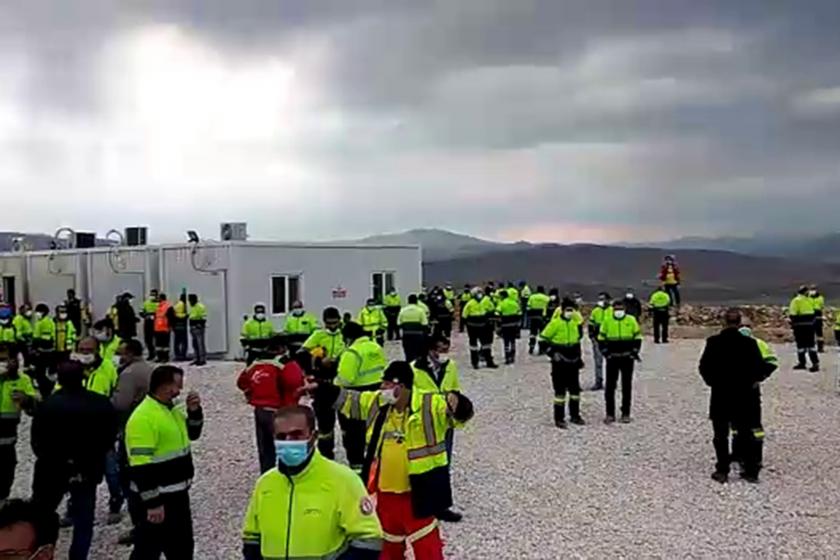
[27,252,83,310]
[158,245,231,356]
[86,248,156,322]
[0,255,26,307]
[227,245,421,358]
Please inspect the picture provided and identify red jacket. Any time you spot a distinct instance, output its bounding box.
[659,263,681,284]
[236,358,304,409]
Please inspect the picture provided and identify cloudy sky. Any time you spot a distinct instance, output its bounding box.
[2,1,839,244]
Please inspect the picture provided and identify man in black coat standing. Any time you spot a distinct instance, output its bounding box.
[698,308,773,484]
[31,360,118,559]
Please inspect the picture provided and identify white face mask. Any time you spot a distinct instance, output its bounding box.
[625,293,634,299]
[597,301,606,308]
[112,355,122,367]
[809,291,818,297]
[34,312,44,320]
[435,352,450,363]
[94,333,109,342]
[255,312,266,320]
[24,311,32,318]
[292,309,304,316]
[563,311,574,320]
[71,352,96,365]
[0,319,9,327]
[550,295,557,301]
[614,310,626,320]
[0,363,8,375]
[380,388,398,405]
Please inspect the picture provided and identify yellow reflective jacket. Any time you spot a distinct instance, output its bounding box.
[357,307,388,335]
[284,312,318,336]
[412,358,461,394]
[336,337,386,388]
[649,290,671,309]
[125,395,203,507]
[302,329,345,360]
[241,452,382,559]
[241,318,275,340]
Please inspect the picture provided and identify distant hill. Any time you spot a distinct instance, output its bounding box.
[424,244,840,304]
[639,233,840,262]
[357,228,532,261]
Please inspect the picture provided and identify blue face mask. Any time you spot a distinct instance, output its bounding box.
[275,440,312,468]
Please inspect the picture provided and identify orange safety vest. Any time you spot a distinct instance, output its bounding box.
[154,302,172,333]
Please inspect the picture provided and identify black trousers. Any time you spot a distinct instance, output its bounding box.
[118,436,145,530]
[528,315,544,353]
[653,310,670,343]
[466,324,495,368]
[665,284,681,306]
[385,308,400,341]
[402,333,426,363]
[32,351,55,400]
[173,325,188,361]
[130,490,194,560]
[0,443,15,500]
[550,362,582,421]
[143,319,156,359]
[501,326,518,363]
[434,318,453,340]
[338,413,366,471]
[815,314,825,351]
[154,331,171,363]
[254,407,277,474]
[712,417,764,476]
[314,364,338,459]
[605,358,635,418]
[792,324,818,366]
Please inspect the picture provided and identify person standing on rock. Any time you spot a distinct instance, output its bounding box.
[597,300,642,423]
[659,255,681,307]
[789,285,819,372]
[699,308,774,483]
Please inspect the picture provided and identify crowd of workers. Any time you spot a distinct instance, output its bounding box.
[1,252,838,559]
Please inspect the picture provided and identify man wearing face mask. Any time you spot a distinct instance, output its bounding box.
[622,288,642,320]
[31,360,117,560]
[125,366,203,559]
[283,301,318,355]
[307,361,474,560]
[31,304,56,399]
[336,322,387,473]
[598,301,643,424]
[357,299,388,347]
[52,305,77,364]
[541,300,586,428]
[92,319,121,365]
[111,339,153,545]
[12,304,33,363]
[237,335,305,474]
[461,288,499,370]
[0,351,38,506]
[300,308,346,460]
[587,292,612,391]
[241,405,383,560]
[0,308,16,354]
[545,288,561,320]
[65,337,123,523]
[241,304,276,365]
[412,336,464,523]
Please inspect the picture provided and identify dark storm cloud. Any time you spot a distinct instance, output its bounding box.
[2,0,840,241]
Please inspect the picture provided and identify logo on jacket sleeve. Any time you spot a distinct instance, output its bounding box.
[360,496,375,516]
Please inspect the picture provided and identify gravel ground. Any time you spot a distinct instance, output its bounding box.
[8,335,840,559]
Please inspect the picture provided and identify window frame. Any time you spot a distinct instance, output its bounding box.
[269,273,303,316]
[371,271,396,302]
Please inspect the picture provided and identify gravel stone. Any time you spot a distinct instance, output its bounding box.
[8,335,840,558]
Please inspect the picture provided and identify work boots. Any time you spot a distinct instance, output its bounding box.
[808,351,820,372]
[554,403,567,429]
[482,349,498,369]
[569,396,583,424]
[470,351,480,369]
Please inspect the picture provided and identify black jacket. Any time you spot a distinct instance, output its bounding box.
[623,297,643,319]
[31,387,118,483]
[698,328,768,420]
[116,300,139,339]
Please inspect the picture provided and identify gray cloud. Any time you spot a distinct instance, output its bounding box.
[1,0,840,243]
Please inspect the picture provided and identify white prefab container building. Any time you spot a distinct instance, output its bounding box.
[158,242,421,359]
[0,254,27,308]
